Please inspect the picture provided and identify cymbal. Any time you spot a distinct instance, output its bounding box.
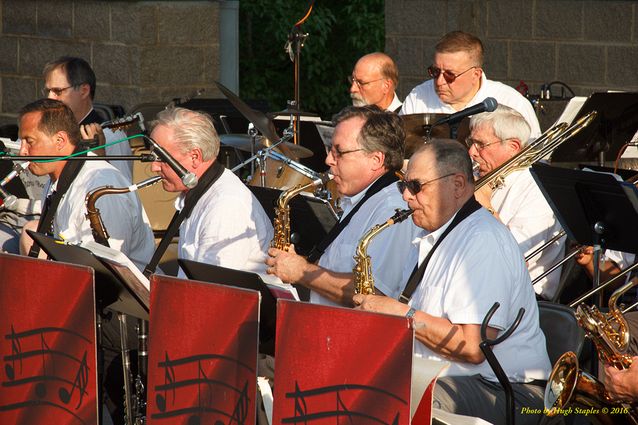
[401,113,470,158]
[220,134,314,159]
[215,81,280,143]
[268,107,318,118]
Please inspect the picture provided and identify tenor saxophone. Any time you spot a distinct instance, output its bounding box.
[271,174,328,251]
[85,176,162,247]
[544,277,638,424]
[353,208,413,295]
[84,175,161,425]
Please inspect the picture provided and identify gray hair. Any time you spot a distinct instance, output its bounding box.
[153,107,219,161]
[469,104,531,147]
[417,138,473,182]
[332,105,404,171]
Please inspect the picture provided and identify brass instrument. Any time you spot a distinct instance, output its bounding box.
[475,111,597,191]
[84,175,161,425]
[85,176,162,247]
[271,174,328,251]
[353,208,413,295]
[544,277,638,423]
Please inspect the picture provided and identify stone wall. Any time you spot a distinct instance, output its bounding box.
[0,0,221,126]
[386,0,638,101]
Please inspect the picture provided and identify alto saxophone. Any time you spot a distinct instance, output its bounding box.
[353,208,413,295]
[271,174,328,251]
[545,277,638,423]
[85,176,162,247]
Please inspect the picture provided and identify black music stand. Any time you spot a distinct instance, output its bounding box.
[28,231,149,320]
[249,186,338,256]
[551,92,638,163]
[178,259,281,356]
[530,163,638,304]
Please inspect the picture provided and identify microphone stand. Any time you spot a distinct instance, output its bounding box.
[231,129,294,174]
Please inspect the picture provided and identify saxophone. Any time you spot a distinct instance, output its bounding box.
[84,176,161,425]
[544,277,638,424]
[353,208,413,295]
[271,174,328,251]
[85,176,162,247]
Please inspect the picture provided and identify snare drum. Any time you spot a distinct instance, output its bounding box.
[248,151,318,191]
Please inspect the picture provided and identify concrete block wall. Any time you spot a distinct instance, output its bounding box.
[386,0,638,101]
[0,0,220,125]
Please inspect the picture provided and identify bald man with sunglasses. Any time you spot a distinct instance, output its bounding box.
[400,31,541,139]
[354,139,550,425]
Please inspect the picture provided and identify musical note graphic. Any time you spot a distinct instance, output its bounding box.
[4,325,21,381]
[59,350,89,408]
[282,381,407,425]
[151,352,255,423]
[1,324,94,424]
[156,351,176,413]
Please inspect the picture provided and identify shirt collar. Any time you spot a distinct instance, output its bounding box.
[339,174,384,218]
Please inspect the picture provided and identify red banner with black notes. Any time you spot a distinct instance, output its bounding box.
[0,253,98,425]
[273,300,415,424]
[146,275,260,425]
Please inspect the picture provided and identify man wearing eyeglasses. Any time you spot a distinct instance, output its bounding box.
[468,105,564,300]
[349,53,403,112]
[43,56,133,182]
[400,31,541,139]
[353,139,550,425]
[265,106,418,307]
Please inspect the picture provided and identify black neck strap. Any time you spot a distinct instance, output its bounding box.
[28,152,86,257]
[143,162,225,277]
[307,171,399,264]
[398,196,482,304]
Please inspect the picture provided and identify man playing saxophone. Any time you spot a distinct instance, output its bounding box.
[149,107,273,276]
[354,139,551,425]
[265,106,418,306]
[17,99,155,270]
[470,105,565,300]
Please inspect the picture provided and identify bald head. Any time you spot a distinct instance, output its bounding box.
[350,52,398,110]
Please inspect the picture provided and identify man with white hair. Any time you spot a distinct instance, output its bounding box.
[469,104,564,300]
[148,107,273,276]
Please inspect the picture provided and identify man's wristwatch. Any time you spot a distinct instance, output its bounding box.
[405,307,416,319]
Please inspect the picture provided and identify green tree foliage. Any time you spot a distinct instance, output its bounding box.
[239,0,384,120]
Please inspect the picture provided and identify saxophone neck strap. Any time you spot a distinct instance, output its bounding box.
[143,162,225,277]
[28,150,86,258]
[307,171,398,264]
[398,196,482,304]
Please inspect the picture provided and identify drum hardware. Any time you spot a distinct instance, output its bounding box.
[219,134,313,158]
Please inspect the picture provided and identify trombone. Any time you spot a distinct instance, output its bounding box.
[475,111,597,191]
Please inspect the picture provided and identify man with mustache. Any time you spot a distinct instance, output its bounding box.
[349,53,402,112]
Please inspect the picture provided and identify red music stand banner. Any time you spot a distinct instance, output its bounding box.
[147,275,260,425]
[0,253,98,425]
[273,300,414,425]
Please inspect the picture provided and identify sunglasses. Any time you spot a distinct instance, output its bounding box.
[397,173,456,195]
[427,65,476,83]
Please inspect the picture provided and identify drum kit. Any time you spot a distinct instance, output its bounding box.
[215,81,338,207]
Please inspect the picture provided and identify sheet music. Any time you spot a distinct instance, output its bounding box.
[80,240,150,291]
[432,408,494,425]
[314,122,334,148]
[411,356,449,418]
[553,96,586,126]
[258,273,300,300]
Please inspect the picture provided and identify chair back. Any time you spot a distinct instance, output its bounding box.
[537,301,585,365]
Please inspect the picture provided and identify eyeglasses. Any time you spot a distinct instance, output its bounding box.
[465,137,508,151]
[41,86,75,97]
[347,75,384,88]
[327,145,365,159]
[397,173,456,196]
[427,65,476,83]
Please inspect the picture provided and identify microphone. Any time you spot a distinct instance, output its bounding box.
[433,97,498,127]
[146,137,198,189]
[0,186,17,211]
